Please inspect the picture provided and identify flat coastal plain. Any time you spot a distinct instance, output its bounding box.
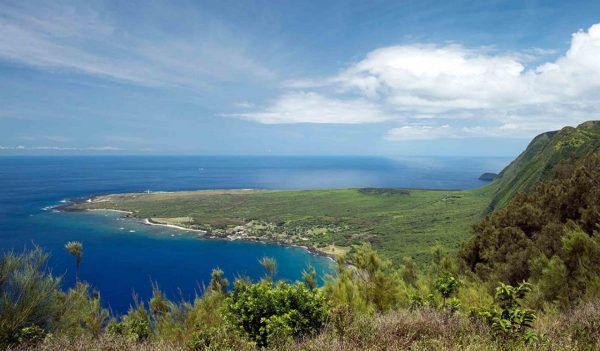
[67,187,493,264]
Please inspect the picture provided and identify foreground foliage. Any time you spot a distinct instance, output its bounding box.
[2,241,598,350]
[0,248,60,346]
[0,248,108,348]
[225,279,328,347]
[477,283,537,342]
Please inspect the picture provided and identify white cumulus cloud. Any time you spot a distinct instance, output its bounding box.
[336,44,529,110]
[239,23,600,140]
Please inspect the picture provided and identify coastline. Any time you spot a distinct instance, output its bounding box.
[143,218,207,234]
[58,183,491,266]
[88,208,132,214]
[60,200,338,262]
[144,216,338,262]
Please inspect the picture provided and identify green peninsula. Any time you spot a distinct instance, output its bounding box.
[68,187,492,264]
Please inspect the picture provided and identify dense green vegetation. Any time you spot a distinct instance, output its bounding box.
[70,187,492,265]
[1,240,598,350]
[462,149,600,305]
[488,120,600,210]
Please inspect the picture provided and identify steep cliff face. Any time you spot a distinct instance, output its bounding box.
[488,120,600,210]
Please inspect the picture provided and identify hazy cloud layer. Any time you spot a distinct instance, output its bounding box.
[0,2,273,90]
[0,145,122,151]
[231,92,389,124]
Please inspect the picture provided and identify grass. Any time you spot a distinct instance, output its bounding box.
[69,186,493,265]
[14,299,600,350]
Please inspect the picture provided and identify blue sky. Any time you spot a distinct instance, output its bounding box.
[1,0,600,156]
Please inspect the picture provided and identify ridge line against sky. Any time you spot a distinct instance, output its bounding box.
[1,0,600,156]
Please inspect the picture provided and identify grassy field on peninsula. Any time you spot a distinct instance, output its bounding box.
[70,186,494,264]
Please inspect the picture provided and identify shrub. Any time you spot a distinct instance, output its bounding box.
[323,255,372,341]
[353,244,399,312]
[400,256,418,286]
[478,282,537,342]
[434,273,460,308]
[187,326,250,351]
[54,282,109,338]
[107,295,151,342]
[225,279,328,347]
[408,293,435,311]
[0,247,61,347]
[16,325,47,346]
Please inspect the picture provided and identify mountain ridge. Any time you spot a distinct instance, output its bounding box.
[488,120,600,210]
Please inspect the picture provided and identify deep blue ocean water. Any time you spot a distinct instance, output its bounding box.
[0,155,510,313]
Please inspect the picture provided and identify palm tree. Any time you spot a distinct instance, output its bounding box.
[65,241,83,280]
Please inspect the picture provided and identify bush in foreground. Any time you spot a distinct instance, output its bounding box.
[225,279,328,347]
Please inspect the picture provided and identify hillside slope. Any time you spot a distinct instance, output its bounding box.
[488,120,600,210]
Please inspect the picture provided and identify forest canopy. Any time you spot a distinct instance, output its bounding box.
[461,151,600,305]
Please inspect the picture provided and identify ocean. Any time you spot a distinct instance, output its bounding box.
[0,155,510,313]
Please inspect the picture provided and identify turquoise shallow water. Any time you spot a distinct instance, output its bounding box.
[0,155,509,313]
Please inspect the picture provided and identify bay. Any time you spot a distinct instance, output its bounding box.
[0,155,509,313]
